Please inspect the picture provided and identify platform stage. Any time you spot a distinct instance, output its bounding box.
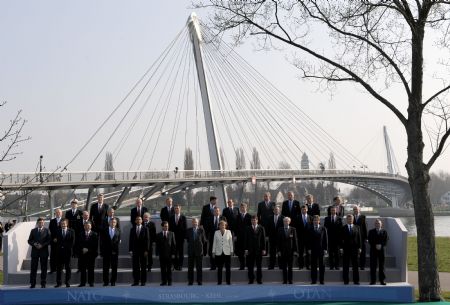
[0,283,414,304]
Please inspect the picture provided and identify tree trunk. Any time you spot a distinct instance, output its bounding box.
[407,23,442,301]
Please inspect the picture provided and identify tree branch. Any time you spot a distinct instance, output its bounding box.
[423,84,450,108]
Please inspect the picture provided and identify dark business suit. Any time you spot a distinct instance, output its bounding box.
[100,227,121,285]
[65,209,83,233]
[277,226,298,284]
[297,213,312,269]
[267,214,284,269]
[200,203,215,261]
[307,225,328,284]
[55,228,75,286]
[340,224,361,284]
[28,227,51,286]
[156,230,176,285]
[129,225,150,285]
[327,204,345,217]
[235,212,252,269]
[245,225,266,283]
[78,230,98,286]
[354,213,368,269]
[160,205,175,223]
[324,215,343,269]
[185,227,207,285]
[89,203,109,232]
[222,206,239,234]
[49,217,62,272]
[130,206,148,224]
[368,228,389,284]
[144,220,156,270]
[307,203,321,216]
[257,201,276,229]
[169,214,187,269]
[281,200,301,227]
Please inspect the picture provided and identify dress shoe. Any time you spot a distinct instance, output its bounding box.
[111,283,115,286]
[320,281,324,285]
[335,267,340,270]
[147,268,152,272]
[288,281,293,284]
[380,282,387,285]
[344,282,349,285]
[360,267,365,270]
[210,267,216,271]
[217,282,222,285]
[248,280,254,284]
[76,270,81,273]
[298,267,303,270]
[41,284,46,288]
[168,282,172,286]
[198,282,202,286]
[48,271,55,274]
[268,267,274,270]
[226,282,231,285]
[311,281,316,285]
[239,267,245,270]
[306,267,310,270]
[30,285,35,289]
[370,282,376,285]
[160,283,167,286]
[141,283,146,286]
[103,283,108,286]
[78,284,85,287]
[282,281,287,284]
[354,282,360,285]
[257,281,263,284]
[66,283,70,288]
[89,284,94,287]
[54,284,61,288]
[188,283,193,286]
[132,283,139,286]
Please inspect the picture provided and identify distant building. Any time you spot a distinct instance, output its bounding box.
[440,191,450,205]
[301,153,310,169]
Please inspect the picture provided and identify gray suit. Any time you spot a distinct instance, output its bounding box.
[186,227,207,284]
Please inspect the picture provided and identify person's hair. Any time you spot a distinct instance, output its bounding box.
[218,220,227,227]
[37,217,44,222]
[161,221,168,227]
[346,214,354,219]
[251,215,258,220]
[84,221,92,226]
[143,212,151,217]
[210,196,217,201]
[313,215,320,221]
[60,218,68,223]
[240,202,248,208]
[301,205,307,209]
[333,196,340,201]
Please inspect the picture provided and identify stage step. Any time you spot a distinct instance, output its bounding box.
[6,267,403,285]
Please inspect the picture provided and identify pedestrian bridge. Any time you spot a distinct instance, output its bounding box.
[1,169,410,206]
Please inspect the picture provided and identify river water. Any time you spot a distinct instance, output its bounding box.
[398,216,450,236]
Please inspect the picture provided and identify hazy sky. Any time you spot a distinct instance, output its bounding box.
[0,1,449,175]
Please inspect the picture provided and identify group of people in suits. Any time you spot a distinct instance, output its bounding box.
[28,192,389,288]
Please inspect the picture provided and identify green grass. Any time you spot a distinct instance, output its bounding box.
[0,270,3,285]
[415,289,450,302]
[408,237,450,272]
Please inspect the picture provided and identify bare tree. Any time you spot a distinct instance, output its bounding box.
[195,0,450,300]
[0,101,30,162]
[250,147,261,169]
[235,147,246,169]
[278,161,291,169]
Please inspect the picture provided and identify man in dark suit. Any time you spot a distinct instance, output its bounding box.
[156,221,176,286]
[281,191,300,227]
[277,217,298,284]
[267,206,284,269]
[160,197,175,223]
[54,219,75,288]
[297,205,312,269]
[185,218,207,285]
[324,206,343,270]
[245,216,266,284]
[103,207,121,230]
[353,205,368,270]
[169,204,187,270]
[100,218,121,286]
[340,214,362,285]
[129,216,150,286]
[305,194,320,216]
[308,215,328,284]
[130,198,148,225]
[222,199,238,235]
[49,208,63,273]
[236,203,252,270]
[89,193,109,232]
[368,218,389,285]
[257,192,276,233]
[78,221,98,287]
[65,199,83,233]
[28,218,51,288]
[75,211,90,273]
[200,196,217,262]
[327,196,345,217]
[143,212,156,271]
